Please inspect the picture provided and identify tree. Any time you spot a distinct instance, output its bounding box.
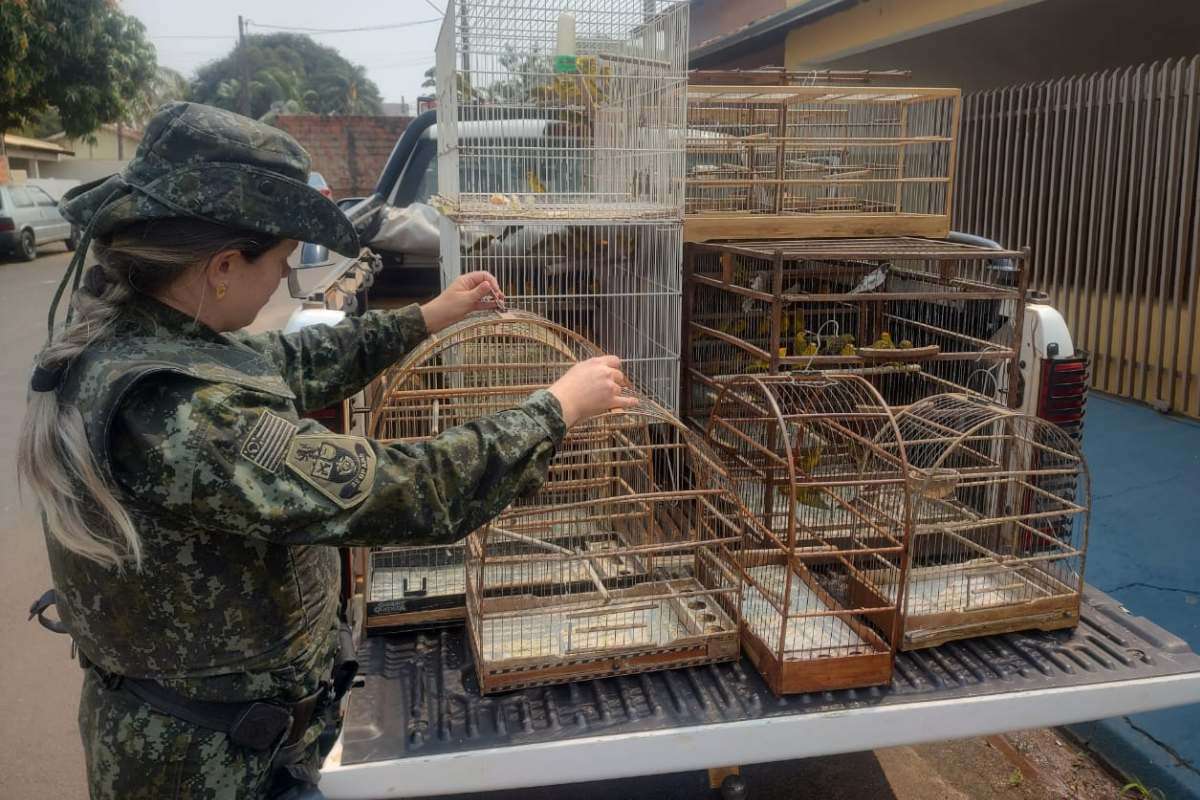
[190,33,383,120]
[0,0,157,156]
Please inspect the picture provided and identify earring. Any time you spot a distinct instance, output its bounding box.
[216,283,228,300]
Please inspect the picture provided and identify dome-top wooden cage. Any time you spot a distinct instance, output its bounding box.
[362,311,601,631]
[466,399,744,694]
[706,374,912,695]
[871,394,1090,649]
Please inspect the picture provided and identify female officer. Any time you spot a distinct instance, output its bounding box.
[19,102,633,800]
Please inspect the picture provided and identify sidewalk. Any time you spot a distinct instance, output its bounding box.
[1069,394,1200,798]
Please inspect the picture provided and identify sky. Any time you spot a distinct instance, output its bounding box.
[121,0,446,107]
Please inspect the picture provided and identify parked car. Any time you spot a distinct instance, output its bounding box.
[0,184,77,261]
[308,171,333,200]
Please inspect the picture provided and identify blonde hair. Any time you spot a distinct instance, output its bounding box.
[18,220,280,570]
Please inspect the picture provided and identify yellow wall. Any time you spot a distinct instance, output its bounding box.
[56,128,139,162]
[785,0,1044,66]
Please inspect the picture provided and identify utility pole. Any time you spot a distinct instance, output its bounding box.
[238,15,250,117]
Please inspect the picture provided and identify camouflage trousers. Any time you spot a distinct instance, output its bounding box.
[78,669,321,799]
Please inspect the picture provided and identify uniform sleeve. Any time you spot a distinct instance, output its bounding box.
[109,375,566,547]
[230,305,429,413]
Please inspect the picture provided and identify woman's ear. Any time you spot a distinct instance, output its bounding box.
[204,249,242,293]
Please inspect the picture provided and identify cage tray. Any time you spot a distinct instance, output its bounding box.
[470,578,739,694]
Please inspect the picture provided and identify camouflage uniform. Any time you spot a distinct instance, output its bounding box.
[36,103,567,799]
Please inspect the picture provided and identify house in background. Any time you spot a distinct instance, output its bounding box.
[42,123,142,182]
[1,134,74,180]
[689,0,1199,90]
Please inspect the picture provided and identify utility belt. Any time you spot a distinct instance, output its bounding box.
[29,589,359,758]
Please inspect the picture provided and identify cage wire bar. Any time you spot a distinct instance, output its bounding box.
[682,237,1026,423]
[684,85,961,242]
[435,0,689,219]
[466,398,744,694]
[442,219,682,410]
[706,374,911,695]
[876,394,1089,650]
[363,312,601,630]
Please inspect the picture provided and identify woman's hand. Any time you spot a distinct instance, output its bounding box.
[548,356,639,428]
[421,271,507,334]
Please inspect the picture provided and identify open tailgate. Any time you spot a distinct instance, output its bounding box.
[322,586,1200,799]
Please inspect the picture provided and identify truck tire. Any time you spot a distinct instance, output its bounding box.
[18,229,38,262]
[719,775,748,800]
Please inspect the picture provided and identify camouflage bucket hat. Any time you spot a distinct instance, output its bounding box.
[59,102,359,258]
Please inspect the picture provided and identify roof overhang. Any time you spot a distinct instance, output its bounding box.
[689,0,859,65]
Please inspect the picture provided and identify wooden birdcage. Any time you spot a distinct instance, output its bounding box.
[466,399,743,693]
[879,394,1089,649]
[363,311,601,631]
[706,374,911,695]
[683,237,1026,422]
[685,85,961,242]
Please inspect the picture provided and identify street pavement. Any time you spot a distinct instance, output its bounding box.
[0,248,1124,799]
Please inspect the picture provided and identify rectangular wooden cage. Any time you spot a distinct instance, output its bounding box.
[466,401,744,693]
[362,312,601,631]
[685,85,961,242]
[705,374,912,695]
[683,237,1026,422]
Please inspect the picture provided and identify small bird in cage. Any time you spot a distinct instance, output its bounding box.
[871,331,896,350]
[794,331,819,357]
[899,338,914,349]
[525,170,547,194]
[822,333,856,357]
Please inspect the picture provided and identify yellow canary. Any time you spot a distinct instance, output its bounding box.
[899,339,914,349]
[777,346,790,372]
[794,485,831,511]
[794,445,822,475]
[730,319,748,337]
[870,331,896,350]
[526,170,547,194]
[746,358,769,373]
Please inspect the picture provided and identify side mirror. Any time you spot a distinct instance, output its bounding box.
[298,242,330,268]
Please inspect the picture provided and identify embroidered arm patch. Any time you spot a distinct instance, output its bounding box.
[285,434,377,509]
[240,411,299,473]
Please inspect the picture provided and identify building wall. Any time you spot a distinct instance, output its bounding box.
[811,0,1200,92]
[40,159,128,182]
[273,115,414,199]
[54,128,140,162]
[783,0,1044,66]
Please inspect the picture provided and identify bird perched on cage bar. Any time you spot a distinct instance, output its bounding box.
[871,331,896,350]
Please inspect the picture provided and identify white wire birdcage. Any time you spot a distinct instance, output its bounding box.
[435,0,689,220]
[441,218,682,411]
[466,398,743,694]
[364,311,601,630]
[875,394,1089,649]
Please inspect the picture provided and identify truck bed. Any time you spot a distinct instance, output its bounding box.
[322,586,1200,799]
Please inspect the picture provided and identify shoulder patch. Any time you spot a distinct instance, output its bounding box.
[285,435,377,509]
[241,411,299,473]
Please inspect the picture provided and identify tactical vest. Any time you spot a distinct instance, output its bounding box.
[46,333,340,697]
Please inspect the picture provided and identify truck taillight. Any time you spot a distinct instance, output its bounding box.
[305,404,347,434]
[1037,354,1089,439]
[0,218,14,232]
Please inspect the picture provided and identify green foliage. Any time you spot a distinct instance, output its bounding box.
[190,33,383,120]
[1121,778,1166,799]
[0,0,157,139]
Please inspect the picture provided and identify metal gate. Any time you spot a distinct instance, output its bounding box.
[955,56,1200,418]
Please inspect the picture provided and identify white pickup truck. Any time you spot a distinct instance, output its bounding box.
[284,110,1200,800]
